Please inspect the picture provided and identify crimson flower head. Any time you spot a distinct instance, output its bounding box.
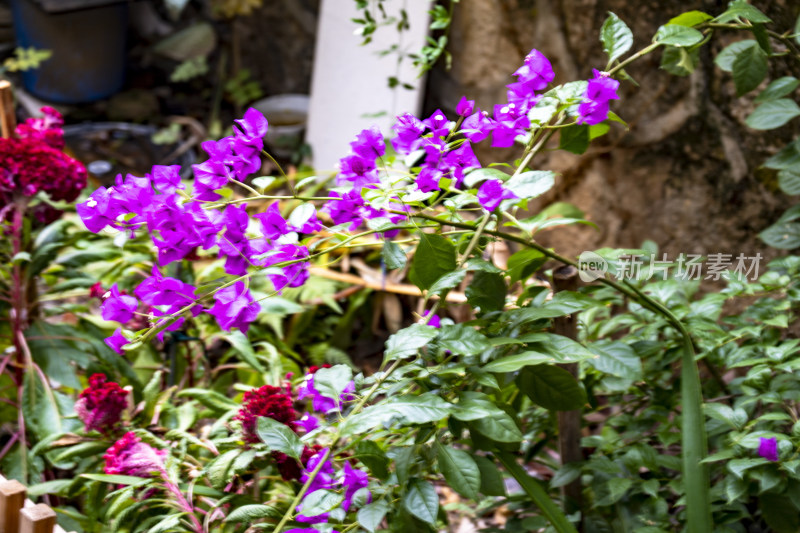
[104,432,166,477]
[75,374,128,434]
[234,385,297,443]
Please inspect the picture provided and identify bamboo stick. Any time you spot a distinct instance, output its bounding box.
[0,80,15,138]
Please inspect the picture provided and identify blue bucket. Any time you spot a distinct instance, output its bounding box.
[9,0,128,104]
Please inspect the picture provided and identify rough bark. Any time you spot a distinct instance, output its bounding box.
[426,0,800,263]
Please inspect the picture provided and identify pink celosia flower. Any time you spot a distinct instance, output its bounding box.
[104,432,167,477]
[75,374,128,434]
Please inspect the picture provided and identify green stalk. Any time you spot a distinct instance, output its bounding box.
[496,452,578,533]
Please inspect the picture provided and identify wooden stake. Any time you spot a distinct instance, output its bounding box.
[552,265,584,528]
[0,479,27,533]
[0,80,14,138]
[20,503,56,533]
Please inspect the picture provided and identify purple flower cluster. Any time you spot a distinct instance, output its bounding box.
[390,109,482,194]
[294,449,371,526]
[77,109,318,350]
[324,127,408,235]
[577,69,620,125]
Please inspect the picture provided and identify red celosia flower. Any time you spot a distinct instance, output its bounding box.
[234,385,297,443]
[0,107,86,206]
[104,432,166,477]
[75,374,128,434]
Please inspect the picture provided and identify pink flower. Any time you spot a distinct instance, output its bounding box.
[75,374,128,434]
[104,432,166,477]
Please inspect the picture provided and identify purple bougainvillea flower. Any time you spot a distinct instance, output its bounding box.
[443,141,481,186]
[75,374,128,434]
[422,109,452,138]
[350,125,385,160]
[416,167,443,193]
[462,109,494,144]
[758,437,779,461]
[342,462,371,511]
[337,153,379,190]
[77,186,118,233]
[208,281,260,333]
[478,179,517,211]
[577,69,620,125]
[294,450,336,521]
[288,205,323,234]
[101,284,138,323]
[456,96,475,117]
[255,202,289,241]
[513,49,555,91]
[234,107,269,144]
[391,112,425,155]
[149,165,183,194]
[324,190,365,229]
[297,369,356,414]
[135,267,197,309]
[492,104,530,148]
[105,328,129,355]
[423,310,441,328]
[506,80,541,114]
[104,432,167,477]
[297,413,320,433]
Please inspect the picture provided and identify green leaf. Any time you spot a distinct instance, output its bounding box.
[313,364,353,406]
[597,477,633,506]
[732,42,768,96]
[463,167,511,188]
[469,408,523,443]
[482,351,555,373]
[149,515,183,533]
[403,479,439,525]
[409,233,456,290]
[778,169,800,195]
[177,388,239,413]
[80,474,150,486]
[517,365,587,411]
[207,449,241,488]
[473,454,506,496]
[385,324,439,361]
[600,12,633,64]
[661,46,700,77]
[520,332,597,363]
[256,417,303,459]
[558,125,590,155]
[26,479,73,498]
[358,500,390,532]
[428,270,467,296]
[728,458,768,478]
[453,392,511,422]
[756,77,800,103]
[760,221,800,249]
[746,99,800,130]
[505,171,555,200]
[550,463,582,488]
[654,24,704,46]
[465,271,506,312]
[507,249,546,284]
[356,441,390,480]
[436,443,481,499]
[761,493,800,533]
[587,340,643,381]
[301,489,344,517]
[225,504,282,522]
[224,330,266,373]
[388,394,453,424]
[436,324,492,355]
[715,0,771,24]
[765,138,800,170]
[382,240,407,270]
[715,40,756,72]
[668,10,713,27]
